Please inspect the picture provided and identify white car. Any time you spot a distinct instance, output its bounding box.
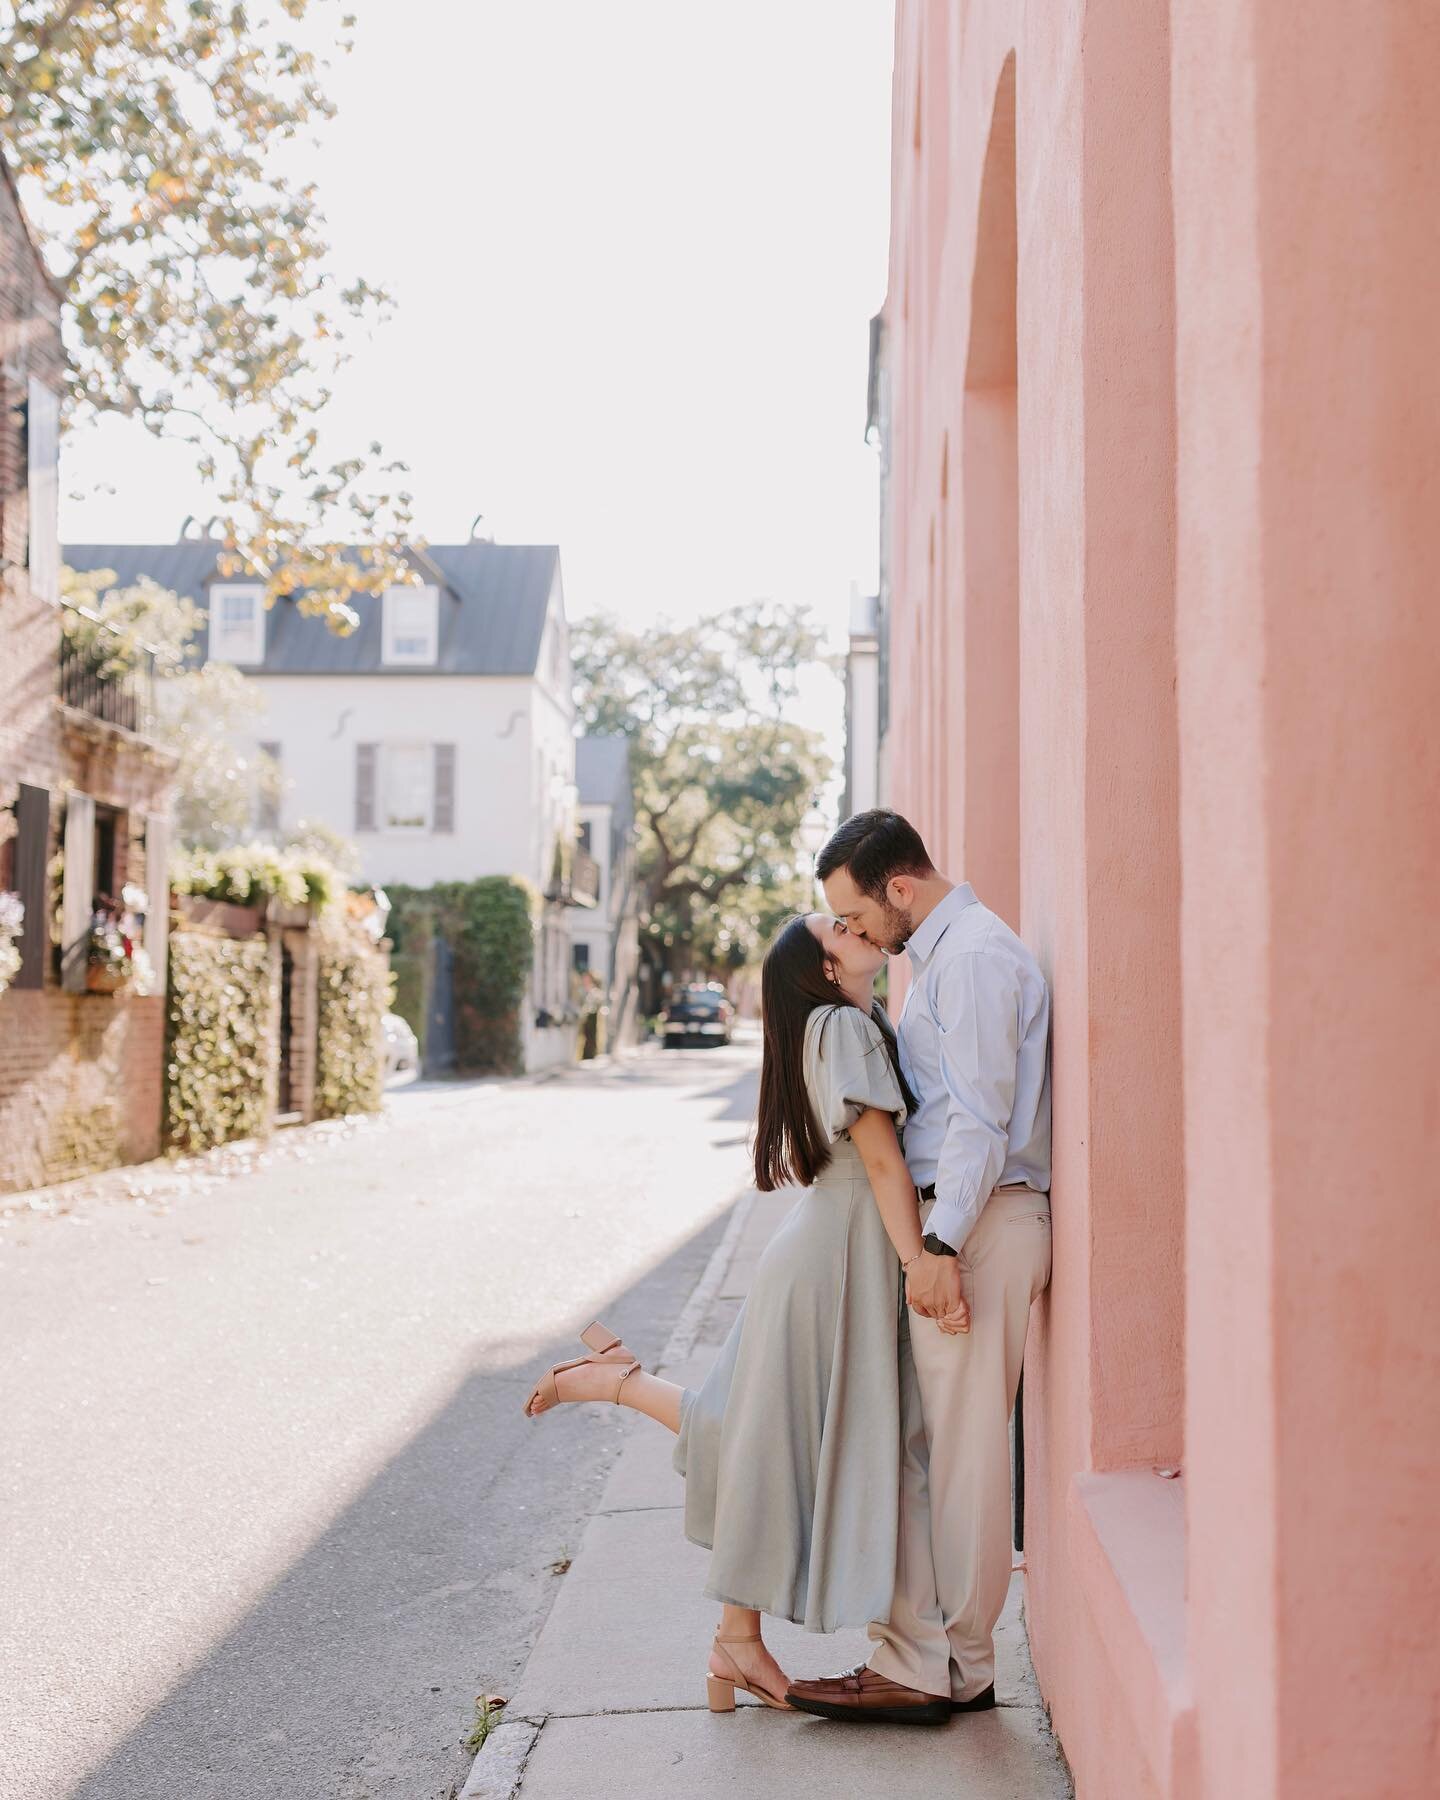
[382,1012,420,1083]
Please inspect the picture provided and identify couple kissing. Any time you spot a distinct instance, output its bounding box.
[525,808,1052,1725]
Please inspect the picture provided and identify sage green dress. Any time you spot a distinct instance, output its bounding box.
[673,1002,911,1633]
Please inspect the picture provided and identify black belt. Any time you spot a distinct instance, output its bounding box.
[917,1182,1039,1201]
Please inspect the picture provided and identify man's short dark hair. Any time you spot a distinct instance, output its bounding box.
[815,809,935,902]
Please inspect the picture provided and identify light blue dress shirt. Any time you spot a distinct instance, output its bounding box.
[895,883,1052,1252]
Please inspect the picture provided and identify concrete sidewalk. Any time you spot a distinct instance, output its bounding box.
[462,1188,1073,1800]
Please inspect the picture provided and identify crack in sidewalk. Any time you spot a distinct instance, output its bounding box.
[506,1696,1044,1722]
[596,1502,684,1515]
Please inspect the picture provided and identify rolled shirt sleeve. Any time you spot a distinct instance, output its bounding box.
[924,950,1022,1252]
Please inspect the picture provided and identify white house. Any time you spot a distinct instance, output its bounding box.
[63,537,597,1071]
[842,587,881,819]
[571,734,640,1048]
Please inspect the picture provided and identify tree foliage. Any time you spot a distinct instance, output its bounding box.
[572,602,834,975]
[61,563,281,847]
[1,0,414,624]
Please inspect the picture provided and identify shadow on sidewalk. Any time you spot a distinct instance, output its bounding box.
[62,1201,747,1800]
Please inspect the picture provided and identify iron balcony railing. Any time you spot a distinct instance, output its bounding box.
[58,636,156,737]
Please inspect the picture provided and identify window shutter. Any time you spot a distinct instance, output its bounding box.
[144,815,170,993]
[13,783,50,991]
[111,809,129,896]
[61,792,96,993]
[355,744,377,832]
[26,378,59,606]
[258,742,281,832]
[433,743,456,833]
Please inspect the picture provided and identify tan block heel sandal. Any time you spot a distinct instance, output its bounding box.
[522,1319,640,1419]
[706,1633,792,1711]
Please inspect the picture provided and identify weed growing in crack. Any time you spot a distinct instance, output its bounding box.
[464,1694,506,1755]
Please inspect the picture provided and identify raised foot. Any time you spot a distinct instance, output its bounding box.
[523,1349,640,1419]
[552,1359,634,1406]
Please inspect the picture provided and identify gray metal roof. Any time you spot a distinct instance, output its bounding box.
[61,540,561,677]
[576,734,634,827]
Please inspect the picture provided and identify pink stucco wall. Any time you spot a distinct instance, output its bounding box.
[878,5,1440,1796]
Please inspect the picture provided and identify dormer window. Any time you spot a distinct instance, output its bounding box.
[382,585,439,665]
[209,584,266,665]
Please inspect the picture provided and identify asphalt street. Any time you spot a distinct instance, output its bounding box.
[0,1037,759,1800]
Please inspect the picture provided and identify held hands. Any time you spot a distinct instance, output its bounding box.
[905,1251,970,1335]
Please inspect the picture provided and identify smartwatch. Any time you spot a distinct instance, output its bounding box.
[922,1231,958,1258]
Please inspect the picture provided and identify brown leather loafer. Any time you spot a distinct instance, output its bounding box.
[784,1665,950,1726]
[952,1683,997,1713]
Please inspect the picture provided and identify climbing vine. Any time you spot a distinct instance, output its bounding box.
[386,877,536,1075]
[314,921,392,1117]
[164,933,274,1152]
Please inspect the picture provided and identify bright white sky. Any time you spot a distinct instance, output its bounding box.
[60,0,896,760]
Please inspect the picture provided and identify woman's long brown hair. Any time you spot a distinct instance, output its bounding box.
[752,915,913,1192]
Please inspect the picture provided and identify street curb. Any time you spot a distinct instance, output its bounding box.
[456,1181,758,1800]
[512,1035,660,1087]
[458,1719,544,1800]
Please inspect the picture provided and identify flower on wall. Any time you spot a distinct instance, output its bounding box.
[84,891,155,996]
[0,892,23,997]
[129,945,157,998]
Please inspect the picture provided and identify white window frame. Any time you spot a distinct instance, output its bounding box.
[209,584,266,665]
[381,585,439,665]
[380,742,432,834]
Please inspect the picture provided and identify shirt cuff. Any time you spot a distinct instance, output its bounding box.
[925,1194,979,1256]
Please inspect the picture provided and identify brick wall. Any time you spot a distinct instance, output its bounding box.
[0,159,172,1195]
[0,992,164,1191]
[0,159,65,809]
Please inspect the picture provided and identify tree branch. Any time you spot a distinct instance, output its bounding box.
[674,811,713,872]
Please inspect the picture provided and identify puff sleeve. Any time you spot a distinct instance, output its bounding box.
[807,1005,908,1142]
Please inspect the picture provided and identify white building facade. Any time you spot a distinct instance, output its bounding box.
[571,735,640,1050]
[842,587,881,820]
[64,539,595,1071]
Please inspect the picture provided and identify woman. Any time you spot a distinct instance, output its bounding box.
[524,913,948,1712]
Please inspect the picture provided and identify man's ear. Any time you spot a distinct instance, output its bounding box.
[887,875,915,911]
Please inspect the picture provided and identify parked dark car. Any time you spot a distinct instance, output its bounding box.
[661,984,734,1047]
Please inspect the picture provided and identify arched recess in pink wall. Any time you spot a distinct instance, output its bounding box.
[959,53,1020,932]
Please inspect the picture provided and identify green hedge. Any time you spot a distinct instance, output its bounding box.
[315,925,391,1117]
[164,932,274,1152]
[386,902,435,1063]
[387,877,535,1075]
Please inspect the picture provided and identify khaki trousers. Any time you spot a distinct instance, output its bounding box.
[867,1186,1053,1701]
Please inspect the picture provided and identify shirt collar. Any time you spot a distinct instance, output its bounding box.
[905,883,978,967]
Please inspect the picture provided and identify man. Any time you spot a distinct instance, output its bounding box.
[787,809,1053,1726]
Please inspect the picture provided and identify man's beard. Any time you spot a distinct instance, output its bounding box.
[878,900,913,956]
